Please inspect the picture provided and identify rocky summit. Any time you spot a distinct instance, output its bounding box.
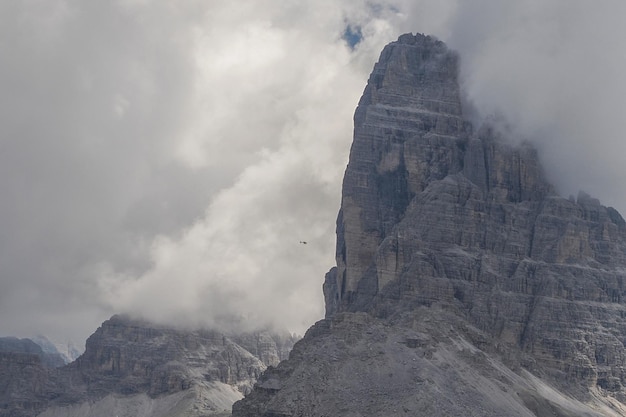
[233,33,626,416]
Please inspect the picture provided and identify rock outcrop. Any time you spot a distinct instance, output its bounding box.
[0,351,51,417]
[64,315,264,398]
[0,338,67,417]
[231,331,298,367]
[0,315,290,417]
[233,33,626,416]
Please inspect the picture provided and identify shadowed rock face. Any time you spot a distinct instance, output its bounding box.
[233,33,626,416]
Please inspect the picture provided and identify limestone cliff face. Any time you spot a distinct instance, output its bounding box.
[234,33,626,416]
[0,316,273,417]
[0,352,51,417]
[68,315,265,397]
[231,331,298,367]
[328,33,470,310]
[0,338,66,417]
[328,32,626,390]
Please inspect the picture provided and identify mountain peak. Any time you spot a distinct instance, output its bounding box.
[358,32,460,115]
[325,33,559,319]
[234,34,626,416]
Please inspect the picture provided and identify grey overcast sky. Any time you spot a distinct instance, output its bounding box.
[2,0,626,346]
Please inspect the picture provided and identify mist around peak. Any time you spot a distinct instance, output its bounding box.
[1,1,625,344]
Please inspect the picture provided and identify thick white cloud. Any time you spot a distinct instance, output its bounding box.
[2,0,626,344]
[0,0,411,342]
[97,0,424,335]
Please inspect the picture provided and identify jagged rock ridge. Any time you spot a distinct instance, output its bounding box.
[233,33,626,416]
[0,315,297,417]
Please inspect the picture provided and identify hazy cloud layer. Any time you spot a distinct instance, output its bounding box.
[2,1,626,344]
[446,0,626,208]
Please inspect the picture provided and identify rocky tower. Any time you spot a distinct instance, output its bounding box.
[233,33,626,416]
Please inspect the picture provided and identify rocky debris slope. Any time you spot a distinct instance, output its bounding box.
[235,311,626,417]
[0,315,294,417]
[233,33,626,416]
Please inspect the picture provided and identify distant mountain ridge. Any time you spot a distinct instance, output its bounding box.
[0,337,65,368]
[0,315,297,417]
[232,33,626,416]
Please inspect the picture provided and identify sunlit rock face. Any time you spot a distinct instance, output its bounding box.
[233,33,626,417]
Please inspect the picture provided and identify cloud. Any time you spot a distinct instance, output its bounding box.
[0,0,411,342]
[444,0,626,208]
[98,0,406,335]
[0,0,212,341]
[2,0,625,343]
